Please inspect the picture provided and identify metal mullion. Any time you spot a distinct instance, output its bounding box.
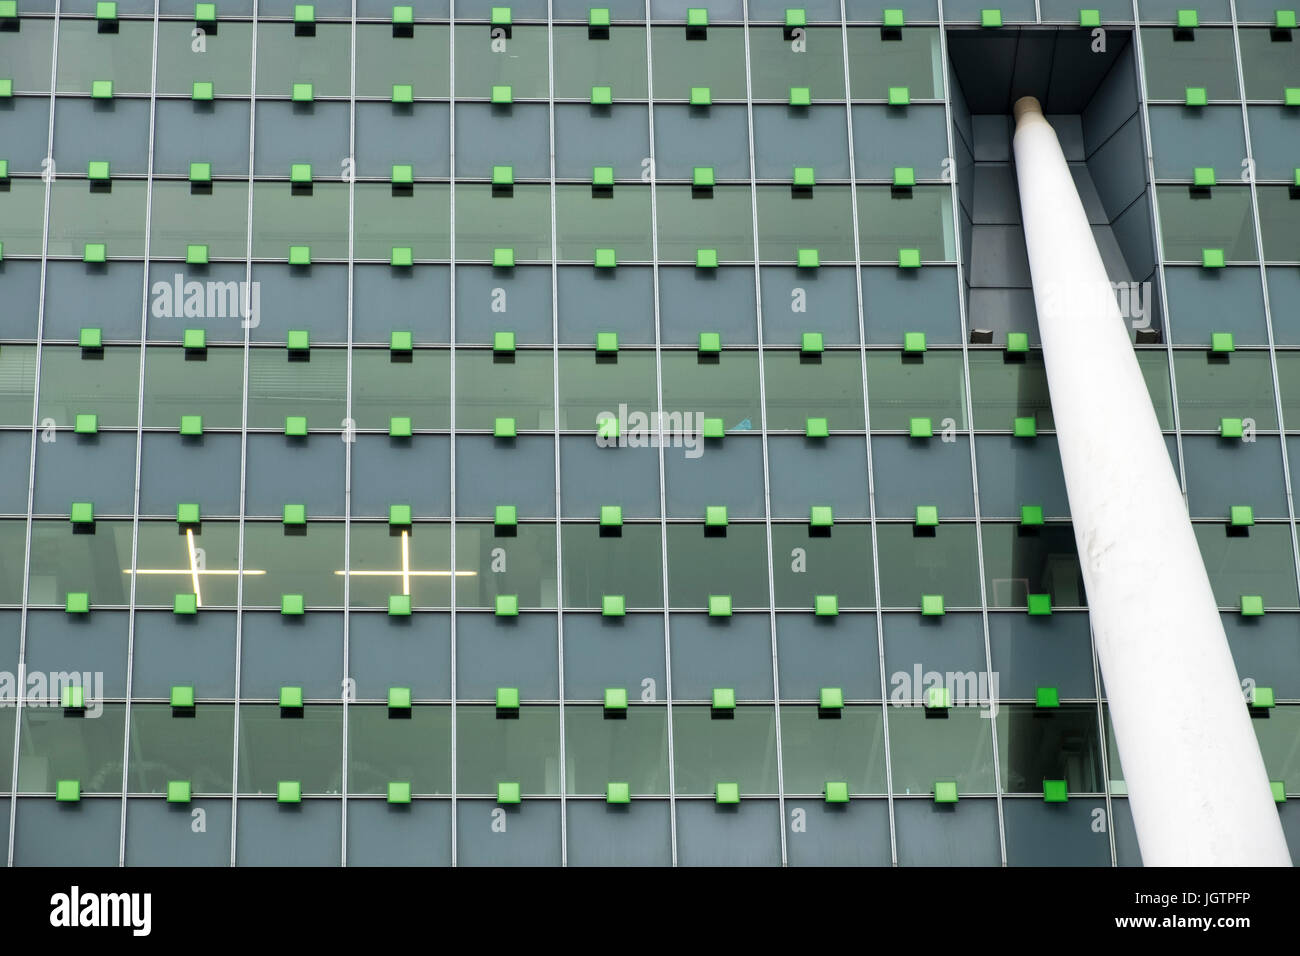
[838,0,898,863]
[448,1,458,866]
[642,4,679,864]
[6,0,62,868]
[739,2,787,865]
[935,2,1007,863]
[116,0,162,867]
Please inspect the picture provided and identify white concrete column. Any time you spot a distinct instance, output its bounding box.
[1011,96,1290,866]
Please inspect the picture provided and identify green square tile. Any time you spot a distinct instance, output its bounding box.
[903,330,926,353]
[594,247,617,268]
[387,781,411,803]
[493,504,517,527]
[1176,8,1198,27]
[173,593,198,615]
[696,248,718,268]
[825,781,849,803]
[496,594,519,616]
[1185,86,1207,106]
[290,162,312,184]
[177,502,200,525]
[801,331,824,354]
[167,780,192,803]
[887,86,910,106]
[87,160,110,181]
[686,7,707,26]
[70,501,94,524]
[981,8,1002,26]
[391,163,414,185]
[0,1,16,16]
[1220,417,1244,439]
[65,592,90,614]
[797,248,820,268]
[1230,504,1255,527]
[170,685,195,708]
[280,593,305,615]
[74,413,98,434]
[1277,9,1297,28]
[389,504,412,526]
[492,164,514,186]
[1241,594,1265,616]
[595,330,619,353]
[96,0,117,18]
[283,415,308,437]
[805,417,829,438]
[494,417,517,438]
[921,594,945,616]
[80,327,103,349]
[600,504,623,526]
[1006,331,1029,353]
[282,503,307,525]
[1202,248,1225,268]
[388,594,412,615]
[391,83,413,104]
[489,331,516,356]
[279,686,303,708]
[819,687,844,709]
[1193,166,1216,187]
[1079,8,1100,26]
[393,3,413,22]
[490,84,513,104]
[898,247,921,268]
[814,594,838,616]
[606,781,630,804]
[590,7,611,27]
[786,7,807,26]
[1272,780,1287,802]
[56,780,80,802]
[1285,87,1300,106]
[915,504,938,527]
[712,687,736,709]
[883,8,904,26]
[925,686,951,709]
[189,161,212,183]
[933,780,958,803]
[715,782,740,804]
[389,416,413,437]
[793,165,815,187]
[1252,686,1275,708]
[1043,779,1069,803]
[388,330,413,354]
[491,5,511,25]
[701,417,725,439]
[492,247,515,268]
[293,2,314,21]
[288,245,311,266]
[705,505,728,527]
[91,79,113,99]
[789,86,811,106]
[689,86,712,106]
[1027,592,1053,615]
[809,505,834,527]
[62,686,85,710]
[692,166,715,187]
[497,782,521,804]
[495,687,519,709]
[592,165,615,187]
[590,84,613,105]
[708,594,732,617]
[604,687,628,710]
[892,166,915,187]
[292,83,314,102]
[186,244,209,266]
[83,243,107,263]
[1020,504,1044,526]
[1013,416,1037,438]
[277,781,301,803]
[1035,686,1060,708]
[602,594,626,616]
[909,417,933,438]
[0,161,7,180]
[192,81,214,100]
[390,246,414,267]
[698,331,722,352]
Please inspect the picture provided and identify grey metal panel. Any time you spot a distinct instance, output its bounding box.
[852,105,952,182]
[1044,32,1128,114]
[1164,264,1268,344]
[455,798,563,866]
[1070,163,1109,222]
[348,612,452,700]
[250,263,349,343]
[1182,432,1290,517]
[561,613,667,699]
[553,0,651,15]
[252,101,350,177]
[987,611,1097,699]
[758,265,859,345]
[125,798,233,866]
[557,265,656,344]
[553,103,652,181]
[238,611,344,698]
[774,612,882,700]
[752,104,851,179]
[1267,268,1300,345]
[862,263,963,344]
[661,264,758,345]
[1086,113,1147,223]
[785,798,892,865]
[353,263,452,345]
[456,264,554,346]
[143,263,251,345]
[663,433,765,518]
[44,260,147,342]
[153,100,252,178]
[1148,103,1247,179]
[455,434,556,518]
[768,432,870,518]
[974,434,1071,518]
[669,613,777,699]
[967,287,1039,339]
[1004,799,1113,865]
[653,104,752,181]
[844,0,938,16]
[1247,105,1300,181]
[345,799,452,866]
[455,612,560,699]
[882,611,988,683]
[355,102,452,179]
[559,435,661,518]
[973,164,1021,224]
[972,113,1011,161]
[244,433,346,517]
[139,433,244,518]
[1137,0,1232,19]
[967,223,1032,287]
[564,799,673,866]
[1224,612,1300,701]
[650,0,745,17]
[1108,192,1157,281]
[33,431,137,515]
[235,799,343,866]
[869,434,977,519]
[0,96,51,175]
[52,98,152,175]
[1108,797,1142,865]
[1081,41,1139,157]
[0,261,42,339]
[674,798,783,865]
[893,797,1002,865]
[13,797,122,865]
[130,610,238,699]
[24,609,129,696]
[350,433,451,518]
[454,103,551,180]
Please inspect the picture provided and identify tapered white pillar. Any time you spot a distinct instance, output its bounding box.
[1011,96,1290,866]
